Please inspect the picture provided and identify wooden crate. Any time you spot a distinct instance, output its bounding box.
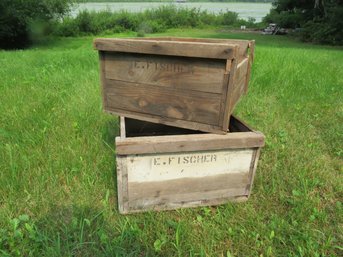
[94,37,255,134]
[116,115,264,214]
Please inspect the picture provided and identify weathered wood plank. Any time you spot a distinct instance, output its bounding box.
[119,117,126,139]
[104,53,226,94]
[104,79,221,125]
[98,51,107,110]
[116,131,265,155]
[132,37,250,61]
[235,57,249,85]
[126,149,254,183]
[116,156,129,213]
[247,148,261,197]
[128,188,248,211]
[108,108,225,134]
[222,55,238,131]
[123,195,248,213]
[229,75,246,112]
[128,173,249,201]
[245,40,255,93]
[94,38,237,59]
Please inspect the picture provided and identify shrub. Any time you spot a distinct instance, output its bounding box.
[0,0,71,49]
[53,6,253,38]
[220,11,239,26]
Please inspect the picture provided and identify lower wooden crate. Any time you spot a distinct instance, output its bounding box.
[115,116,265,214]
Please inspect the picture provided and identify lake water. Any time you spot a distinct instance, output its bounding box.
[72,2,272,22]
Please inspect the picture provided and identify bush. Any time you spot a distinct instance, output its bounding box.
[53,6,254,38]
[265,0,343,45]
[220,11,239,26]
[0,0,71,49]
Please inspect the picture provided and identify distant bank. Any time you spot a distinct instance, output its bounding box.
[72,2,272,22]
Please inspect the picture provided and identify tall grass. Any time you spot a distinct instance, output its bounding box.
[0,29,342,256]
[53,6,258,37]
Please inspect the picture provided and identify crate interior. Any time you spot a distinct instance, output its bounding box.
[124,116,251,137]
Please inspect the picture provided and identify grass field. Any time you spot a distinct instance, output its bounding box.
[0,29,342,256]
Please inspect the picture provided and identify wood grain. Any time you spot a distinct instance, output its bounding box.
[245,40,255,93]
[104,79,221,125]
[124,195,248,214]
[104,52,226,94]
[116,132,264,155]
[116,115,264,214]
[132,37,250,61]
[126,149,254,183]
[96,37,254,134]
[116,115,265,155]
[116,156,129,213]
[109,108,225,134]
[94,38,237,59]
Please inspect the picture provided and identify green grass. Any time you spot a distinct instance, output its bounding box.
[0,29,342,256]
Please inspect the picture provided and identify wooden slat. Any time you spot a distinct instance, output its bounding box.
[235,58,249,85]
[222,53,238,130]
[132,37,250,60]
[128,173,249,202]
[229,76,246,112]
[104,79,221,125]
[94,38,237,59]
[119,117,126,139]
[126,149,254,183]
[247,149,261,197]
[109,108,224,134]
[128,188,247,211]
[245,40,255,93]
[99,51,107,110]
[116,131,265,155]
[104,52,226,94]
[123,195,248,213]
[116,156,129,213]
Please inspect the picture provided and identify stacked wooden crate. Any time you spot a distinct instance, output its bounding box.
[94,37,265,213]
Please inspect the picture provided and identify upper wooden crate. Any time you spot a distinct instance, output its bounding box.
[94,37,255,134]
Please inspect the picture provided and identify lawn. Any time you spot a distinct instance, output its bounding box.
[0,29,342,256]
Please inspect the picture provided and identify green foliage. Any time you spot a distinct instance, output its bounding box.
[264,0,343,45]
[0,0,72,49]
[53,6,250,37]
[219,10,239,25]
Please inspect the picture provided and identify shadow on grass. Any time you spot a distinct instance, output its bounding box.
[32,204,156,256]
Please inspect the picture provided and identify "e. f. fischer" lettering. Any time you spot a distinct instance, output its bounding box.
[153,154,217,166]
[133,60,194,74]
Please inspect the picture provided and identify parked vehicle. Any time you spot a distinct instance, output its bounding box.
[262,23,287,35]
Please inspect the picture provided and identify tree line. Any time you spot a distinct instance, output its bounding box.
[0,0,342,49]
[264,0,342,45]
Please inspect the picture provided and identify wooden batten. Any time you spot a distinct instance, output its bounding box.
[94,38,237,59]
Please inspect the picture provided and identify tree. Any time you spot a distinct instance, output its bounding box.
[0,0,72,49]
[264,0,343,45]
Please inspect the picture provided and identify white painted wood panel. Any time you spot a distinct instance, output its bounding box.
[126,149,254,183]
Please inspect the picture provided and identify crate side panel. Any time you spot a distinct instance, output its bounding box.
[126,149,254,183]
[104,79,221,125]
[129,187,248,212]
[128,173,249,201]
[104,53,226,94]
